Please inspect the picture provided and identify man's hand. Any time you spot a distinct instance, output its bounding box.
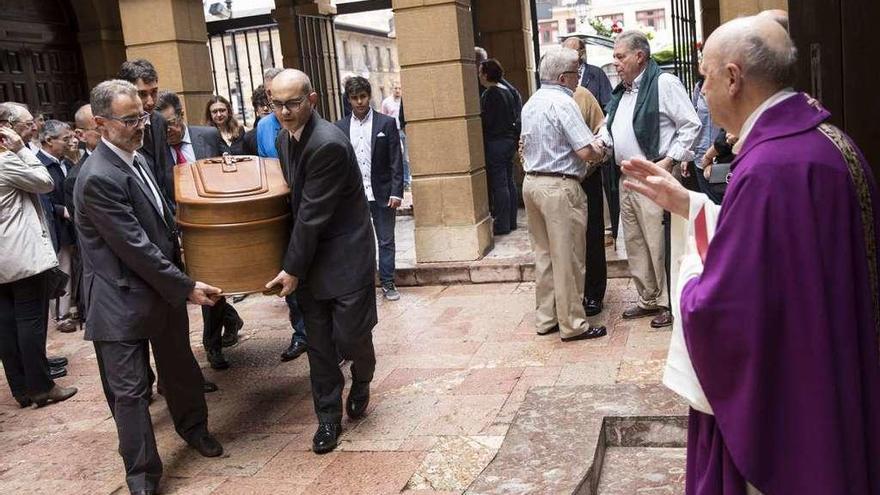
[703,163,712,181]
[188,281,222,306]
[63,207,71,220]
[621,157,690,218]
[655,156,675,172]
[387,197,402,209]
[680,161,690,178]
[266,270,298,297]
[0,127,24,152]
[589,140,607,161]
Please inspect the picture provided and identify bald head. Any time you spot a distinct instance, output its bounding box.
[271,69,313,96]
[704,15,796,90]
[74,104,94,129]
[757,9,789,32]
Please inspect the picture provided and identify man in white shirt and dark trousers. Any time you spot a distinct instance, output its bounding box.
[336,76,404,300]
[598,31,701,328]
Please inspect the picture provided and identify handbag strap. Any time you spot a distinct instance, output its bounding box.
[817,123,880,353]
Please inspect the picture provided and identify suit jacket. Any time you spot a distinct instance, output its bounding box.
[36,149,76,247]
[276,111,376,300]
[73,142,193,341]
[140,111,172,202]
[64,150,89,220]
[240,127,258,156]
[334,111,404,204]
[167,125,225,166]
[580,63,613,112]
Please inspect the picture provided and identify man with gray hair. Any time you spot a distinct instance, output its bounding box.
[0,103,38,150]
[75,79,224,494]
[598,30,701,329]
[519,46,607,342]
[622,16,880,494]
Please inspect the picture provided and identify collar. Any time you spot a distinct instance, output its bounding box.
[102,137,136,167]
[624,67,648,92]
[289,125,304,143]
[541,83,574,97]
[39,149,61,165]
[352,108,373,124]
[732,89,797,154]
[179,126,191,146]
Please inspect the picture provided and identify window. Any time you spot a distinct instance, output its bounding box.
[375,46,383,70]
[539,21,558,44]
[636,9,666,30]
[597,13,624,27]
[362,44,371,70]
[341,41,351,69]
[566,18,576,33]
[225,45,237,71]
[259,40,274,68]
[386,48,394,70]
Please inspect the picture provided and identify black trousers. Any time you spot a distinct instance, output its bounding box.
[297,284,377,424]
[201,296,242,352]
[485,137,518,234]
[94,304,208,493]
[581,170,607,302]
[602,160,621,239]
[0,271,54,397]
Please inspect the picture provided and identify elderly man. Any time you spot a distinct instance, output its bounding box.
[520,47,607,342]
[599,31,701,328]
[623,17,880,494]
[75,80,224,494]
[562,36,613,111]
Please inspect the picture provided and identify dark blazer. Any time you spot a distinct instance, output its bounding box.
[166,125,225,166]
[73,141,193,341]
[140,111,171,202]
[580,63,613,112]
[63,150,89,220]
[335,111,404,204]
[36,149,76,247]
[240,127,258,156]
[276,111,376,300]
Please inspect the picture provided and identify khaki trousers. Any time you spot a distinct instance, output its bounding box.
[523,175,596,338]
[620,175,668,309]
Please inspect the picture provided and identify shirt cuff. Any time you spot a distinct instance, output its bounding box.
[389,196,402,201]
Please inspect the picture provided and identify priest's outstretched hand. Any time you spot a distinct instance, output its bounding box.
[621,157,690,218]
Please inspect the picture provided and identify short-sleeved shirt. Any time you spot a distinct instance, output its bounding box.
[520,84,595,178]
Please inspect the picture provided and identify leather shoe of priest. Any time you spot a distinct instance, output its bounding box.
[583,298,603,317]
[346,381,370,420]
[187,431,223,457]
[650,310,674,328]
[207,349,229,370]
[536,324,559,336]
[313,422,341,454]
[49,366,67,380]
[621,305,663,320]
[561,326,607,342]
[47,356,68,368]
[281,340,307,362]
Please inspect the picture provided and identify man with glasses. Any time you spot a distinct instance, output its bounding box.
[265,69,378,454]
[74,79,224,495]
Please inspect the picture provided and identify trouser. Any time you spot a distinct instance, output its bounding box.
[581,170,607,303]
[523,174,599,338]
[620,174,668,309]
[201,296,242,352]
[70,245,82,317]
[285,293,307,345]
[369,201,397,285]
[0,271,54,397]
[54,244,74,319]
[400,130,412,186]
[602,160,621,239]
[485,138,519,234]
[297,284,377,424]
[94,305,208,493]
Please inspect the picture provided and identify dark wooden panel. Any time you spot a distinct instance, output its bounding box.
[789,0,844,128]
[840,0,880,175]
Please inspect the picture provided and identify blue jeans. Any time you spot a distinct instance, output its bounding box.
[285,293,307,344]
[369,201,396,284]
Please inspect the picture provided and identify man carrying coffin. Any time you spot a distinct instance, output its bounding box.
[622,16,880,494]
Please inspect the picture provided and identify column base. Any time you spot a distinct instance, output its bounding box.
[414,216,494,263]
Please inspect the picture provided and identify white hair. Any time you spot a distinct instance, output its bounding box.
[539,47,579,82]
[615,30,651,57]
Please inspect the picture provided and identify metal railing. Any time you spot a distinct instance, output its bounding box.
[670,0,699,94]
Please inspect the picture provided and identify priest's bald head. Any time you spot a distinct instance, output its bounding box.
[699,16,797,137]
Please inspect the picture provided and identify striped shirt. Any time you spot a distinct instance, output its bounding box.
[520,84,595,178]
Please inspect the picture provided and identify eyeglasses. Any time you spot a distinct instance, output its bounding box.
[102,112,150,128]
[269,97,307,112]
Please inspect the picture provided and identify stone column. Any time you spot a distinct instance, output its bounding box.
[474,0,536,98]
[116,0,213,116]
[719,0,786,22]
[394,0,493,262]
[70,0,127,90]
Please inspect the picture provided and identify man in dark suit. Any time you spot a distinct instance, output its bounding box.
[74,80,224,495]
[157,91,244,370]
[336,76,404,301]
[36,120,79,332]
[266,69,378,455]
[118,59,173,204]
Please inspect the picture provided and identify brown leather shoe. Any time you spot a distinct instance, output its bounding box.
[31,385,78,408]
[650,310,674,328]
[622,306,663,320]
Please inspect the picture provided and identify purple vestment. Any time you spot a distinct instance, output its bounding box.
[681,93,880,494]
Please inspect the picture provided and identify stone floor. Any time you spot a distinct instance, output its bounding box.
[0,279,676,494]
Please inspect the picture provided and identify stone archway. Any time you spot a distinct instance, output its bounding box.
[68,0,127,90]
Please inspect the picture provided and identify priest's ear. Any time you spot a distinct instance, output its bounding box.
[725,62,744,96]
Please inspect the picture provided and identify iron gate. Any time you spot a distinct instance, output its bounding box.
[670,0,699,94]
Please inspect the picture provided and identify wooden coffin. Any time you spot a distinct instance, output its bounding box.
[175,155,290,294]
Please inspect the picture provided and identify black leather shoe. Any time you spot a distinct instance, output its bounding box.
[203,381,219,393]
[312,422,341,454]
[13,395,32,408]
[281,340,307,362]
[346,382,370,420]
[187,431,223,457]
[207,349,229,370]
[536,324,560,336]
[49,366,67,380]
[222,315,243,348]
[650,310,673,328]
[583,298,603,317]
[47,356,68,368]
[561,326,608,342]
[31,385,77,407]
[622,306,662,320]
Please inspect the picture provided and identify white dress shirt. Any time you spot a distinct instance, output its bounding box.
[520,84,595,178]
[732,89,796,154]
[601,68,702,165]
[349,109,375,202]
[102,137,164,215]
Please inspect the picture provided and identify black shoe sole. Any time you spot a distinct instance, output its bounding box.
[280,347,307,362]
[312,439,339,454]
[561,326,608,342]
[621,308,662,320]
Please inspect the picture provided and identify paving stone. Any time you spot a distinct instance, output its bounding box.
[596,447,687,495]
[406,436,503,492]
[304,452,424,495]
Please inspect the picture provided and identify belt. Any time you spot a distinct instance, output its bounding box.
[525,171,580,181]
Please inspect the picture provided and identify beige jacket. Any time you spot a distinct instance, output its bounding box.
[0,147,58,284]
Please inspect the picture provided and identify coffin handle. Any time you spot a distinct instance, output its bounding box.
[221,152,237,173]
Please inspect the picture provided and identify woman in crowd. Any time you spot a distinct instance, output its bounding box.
[204,95,245,154]
[0,124,77,408]
[478,58,520,235]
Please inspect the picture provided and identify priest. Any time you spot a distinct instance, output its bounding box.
[621,16,880,494]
